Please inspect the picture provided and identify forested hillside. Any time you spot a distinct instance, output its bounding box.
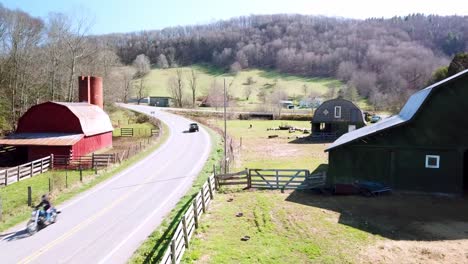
[0,3,467,131]
[103,14,467,109]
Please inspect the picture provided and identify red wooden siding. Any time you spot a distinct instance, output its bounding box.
[72,132,113,157]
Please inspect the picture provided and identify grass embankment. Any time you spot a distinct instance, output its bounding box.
[0,106,169,232]
[130,127,222,264]
[109,105,156,137]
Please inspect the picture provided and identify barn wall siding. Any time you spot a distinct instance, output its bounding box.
[72,132,113,157]
[328,74,468,194]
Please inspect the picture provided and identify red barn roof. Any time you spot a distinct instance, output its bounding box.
[16,102,113,136]
[52,102,113,136]
[0,133,83,146]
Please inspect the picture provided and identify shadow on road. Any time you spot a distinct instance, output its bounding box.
[1,229,30,242]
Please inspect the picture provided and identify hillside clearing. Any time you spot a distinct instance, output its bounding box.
[132,65,354,111]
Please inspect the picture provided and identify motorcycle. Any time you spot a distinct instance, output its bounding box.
[26,208,59,235]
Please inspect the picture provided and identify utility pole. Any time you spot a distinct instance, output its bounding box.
[224,78,227,174]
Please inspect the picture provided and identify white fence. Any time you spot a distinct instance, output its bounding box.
[0,156,51,186]
[160,174,216,264]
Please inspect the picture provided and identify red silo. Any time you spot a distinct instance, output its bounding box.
[78,76,90,103]
[89,76,103,109]
[78,76,103,109]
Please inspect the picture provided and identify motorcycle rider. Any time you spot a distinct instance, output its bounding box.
[35,194,52,224]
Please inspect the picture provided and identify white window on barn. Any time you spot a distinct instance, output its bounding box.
[425,155,440,169]
[334,106,341,118]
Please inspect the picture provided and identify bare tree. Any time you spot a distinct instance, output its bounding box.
[132,54,150,104]
[205,79,224,110]
[187,68,197,107]
[267,88,288,117]
[133,54,150,77]
[156,54,169,69]
[168,69,184,107]
[244,85,254,100]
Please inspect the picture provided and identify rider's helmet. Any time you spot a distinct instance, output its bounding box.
[41,194,48,201]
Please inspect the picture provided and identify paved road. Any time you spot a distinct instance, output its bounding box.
[0,105,211,264]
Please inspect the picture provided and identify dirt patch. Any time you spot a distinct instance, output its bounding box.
[361,240,468,264]
[286,190,468,264]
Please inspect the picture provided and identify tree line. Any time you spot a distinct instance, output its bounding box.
[0,4,146,131]
[102,14,467,111]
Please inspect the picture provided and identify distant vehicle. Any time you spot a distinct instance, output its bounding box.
[189,123,199,132]
[370,115,382,123]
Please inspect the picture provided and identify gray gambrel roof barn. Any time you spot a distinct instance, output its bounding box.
[326,69,468,194]
[311,98,365,138]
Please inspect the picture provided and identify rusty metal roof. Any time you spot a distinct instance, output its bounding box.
[53,102,113,136]
[0,133,84,146]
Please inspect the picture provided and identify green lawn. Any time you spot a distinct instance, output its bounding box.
[108,107,156,137]
[132,65,342,109]
[213,120,327,171]
[183,190,376,264]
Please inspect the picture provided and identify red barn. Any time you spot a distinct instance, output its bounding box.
[0,76,113,162]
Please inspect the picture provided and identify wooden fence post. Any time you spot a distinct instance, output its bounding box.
[27,186,32,206]
[41,158,44,173]
[79,165,83,182]
[17,165,20,182]
[170,239,176,264]
[213,165,219,190]
[48,178,51,192]
[200,190,206,213]
[30,161,33,177]
[192,200,199,228]
[208,178,213,199]
[65,169,68,189]
[50,154,54,170]
[247,168,252,189]
[5,169,8,186]
[276,170,279,189]
[91,153,95,169]
[182,217,189,249]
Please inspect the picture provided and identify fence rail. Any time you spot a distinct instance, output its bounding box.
[53,153,116,170]
[216,168,326,190]
[160,174,216,264]
[0,156,51,186]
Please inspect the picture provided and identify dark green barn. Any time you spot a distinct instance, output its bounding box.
[326,69,468,194]
[311,98,365,138]
[149,96,172,107]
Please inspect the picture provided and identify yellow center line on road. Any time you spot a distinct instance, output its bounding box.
[18,143,182,264]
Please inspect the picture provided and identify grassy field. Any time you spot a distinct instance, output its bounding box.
[108,107,157,137]
[183,190,376,264]
[132,65,344,110]
[210,119,327,170]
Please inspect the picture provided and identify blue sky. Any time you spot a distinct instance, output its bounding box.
[3,0,467,34]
